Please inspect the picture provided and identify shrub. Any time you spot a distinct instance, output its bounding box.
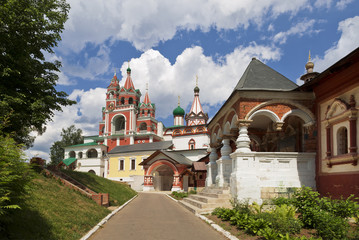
[212,207,236,221]
[292,187,321,228]
[272,196,294,206]
[321,195,359,219]
[313,210,349,240]
[188,189,197,195]
[171,191,188,200]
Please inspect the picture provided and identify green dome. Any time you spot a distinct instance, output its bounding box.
[173,106,185,116]
[127,67,131,72]
[194,86,200,93]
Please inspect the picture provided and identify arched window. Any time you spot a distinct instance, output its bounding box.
[337,127,348,155]
[87,149,98,158]
[101,126,105,134]
[147,110,151,115]
[142,110,144,115]
[69,151,75,158]
[114,116,125,132]
[121,97,125,105]
[188,139,195,150]
[139,122,147,131]
[88,170,96,174]
[78,152,83,159]
[129,97,133,104]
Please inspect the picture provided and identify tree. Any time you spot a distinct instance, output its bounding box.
[50,125,83,165]
[0,122,33,220]
[0,0,75,148]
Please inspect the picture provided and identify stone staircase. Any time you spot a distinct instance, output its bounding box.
[43,167,109,207]
[179,187,232,214]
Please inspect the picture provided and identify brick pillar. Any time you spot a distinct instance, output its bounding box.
[349,116,357,153]
[143,175,154,191]
[326,126,331,157]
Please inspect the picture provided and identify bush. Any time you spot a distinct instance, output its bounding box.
[0,133,33,217]
[313,210,349,240]
[171,191,188,200]
[272,196,294,206]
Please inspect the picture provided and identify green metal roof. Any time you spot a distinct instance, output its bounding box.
[173,106,185,116]
[234,58,298,91]
[67,142,98,148]
[62,157,77,166]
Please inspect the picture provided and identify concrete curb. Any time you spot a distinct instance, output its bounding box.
[80,194,138,240]
[165,194,238,240]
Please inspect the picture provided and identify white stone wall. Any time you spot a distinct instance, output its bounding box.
[229,151,316,204]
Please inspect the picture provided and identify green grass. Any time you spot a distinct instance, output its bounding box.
[61,169,137,206]
[2,172,111,240]
[1,170,137,240]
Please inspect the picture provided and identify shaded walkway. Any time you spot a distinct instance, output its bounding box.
[89,192,226,240]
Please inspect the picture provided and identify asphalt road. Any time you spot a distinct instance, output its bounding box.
[89,192,227,240]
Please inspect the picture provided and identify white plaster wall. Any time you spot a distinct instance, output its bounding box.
[175,149,208,162]
[172,134,209,151]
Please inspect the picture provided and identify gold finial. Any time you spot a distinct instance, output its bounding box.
[178,96,180,106]
[196,75,198,87]
[308,50,311,62]
[146,82,148,91]
[114,67,117,76]
[128,60,130,68]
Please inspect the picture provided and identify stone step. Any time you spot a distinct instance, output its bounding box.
[178,200,215,214]
[189,194,231,204]
[198,192,231,199]
[201,188,230,195]
[183,197,220,209]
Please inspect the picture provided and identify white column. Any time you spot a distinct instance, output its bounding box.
[206,147,218,187]
[230,120,262,204]
[216,138,232,187]
[235,120,252,153]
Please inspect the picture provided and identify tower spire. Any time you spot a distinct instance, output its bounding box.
[300,50,319,83]
[186,75,208,126]
[143,82,151,104]
[124,61,135,89]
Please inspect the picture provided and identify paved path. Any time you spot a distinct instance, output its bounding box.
[89,192,227,240]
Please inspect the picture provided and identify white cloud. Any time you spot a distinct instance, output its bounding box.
[61,0,309,52]
[312,16,359,72]
[26,88,106,160]
[273,19,319,44]
[117,43,280,119]
[336,0,353,10]
[28,43,280,159]
[62,44,111,81]
[314,0,332,8]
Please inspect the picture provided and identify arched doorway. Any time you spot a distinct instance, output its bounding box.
[152,164,174,191]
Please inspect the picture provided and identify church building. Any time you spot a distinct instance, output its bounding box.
[62,66,210,191]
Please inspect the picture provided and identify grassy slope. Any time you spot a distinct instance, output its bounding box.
[61,169,137,206]
[3,170,137,240]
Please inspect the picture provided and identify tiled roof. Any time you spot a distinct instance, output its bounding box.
[234,58,298,91]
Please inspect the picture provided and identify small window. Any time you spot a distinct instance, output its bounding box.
[129,97,133,104]
[78,152,83,159]
[69,151,76,158]
[188,139,195,150]
[131,159,136,170]
[121,97,125,105]
[87,149,98,158]
[139,122,147,131]
[337,127,348,155]
[119,159,124,171]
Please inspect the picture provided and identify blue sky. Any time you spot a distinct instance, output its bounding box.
[28,0,359,159]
